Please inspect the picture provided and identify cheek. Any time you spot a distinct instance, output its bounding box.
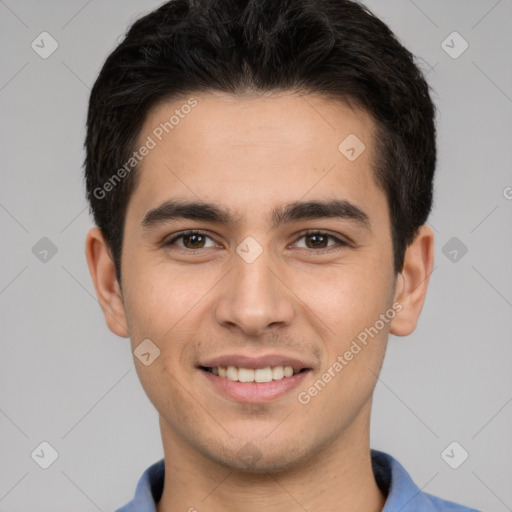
[289,257,393,341]
[294,265,392,409]
[122,258,221,364]
[125,265,207,409]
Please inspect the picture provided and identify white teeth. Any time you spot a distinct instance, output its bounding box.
[255,367,273,383]
[226,366,238,381]
[283,366,294,378]
[238,368,254,382]
[271,366,284,380]
[208,365,299,383]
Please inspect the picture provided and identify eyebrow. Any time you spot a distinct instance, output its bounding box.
[142,199,371,231]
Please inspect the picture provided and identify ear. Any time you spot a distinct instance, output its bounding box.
[390,224,434,336]
[85,226,129,338]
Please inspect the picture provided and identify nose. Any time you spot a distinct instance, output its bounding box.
[214,247,295,337]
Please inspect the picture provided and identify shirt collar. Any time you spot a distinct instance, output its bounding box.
[115,449,479,512]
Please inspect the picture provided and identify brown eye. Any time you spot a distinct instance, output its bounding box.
[294,231,348,252]
[304,233,329,249]
[182,233,206,249]
[164,230,217,250]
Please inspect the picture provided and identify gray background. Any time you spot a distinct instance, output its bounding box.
[1,1,511,510]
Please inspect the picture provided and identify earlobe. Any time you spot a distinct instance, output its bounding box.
[85,227,130,338]
[390,224,435,337]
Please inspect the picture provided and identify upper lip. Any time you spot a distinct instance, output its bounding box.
[199,353,313,371]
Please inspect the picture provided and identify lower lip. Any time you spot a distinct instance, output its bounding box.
[200,368,311,403]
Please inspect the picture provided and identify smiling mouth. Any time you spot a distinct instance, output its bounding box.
[200,365,309,383]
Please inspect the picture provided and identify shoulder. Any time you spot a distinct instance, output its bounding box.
[371,449,481,512]
[421,490,481,512]
[115,458,165,512]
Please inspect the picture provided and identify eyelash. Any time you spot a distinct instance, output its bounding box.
[163,229,349,254]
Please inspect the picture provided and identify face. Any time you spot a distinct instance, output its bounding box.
[87,90,432,473]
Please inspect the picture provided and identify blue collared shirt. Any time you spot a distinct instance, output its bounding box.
[115,449,480,511]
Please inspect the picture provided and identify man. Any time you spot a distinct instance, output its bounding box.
[84,0,480,510]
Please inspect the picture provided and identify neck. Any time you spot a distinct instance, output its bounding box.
[156,402,385,512]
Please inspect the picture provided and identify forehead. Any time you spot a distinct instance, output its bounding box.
[141,90,374,155]
[127,91,386,226]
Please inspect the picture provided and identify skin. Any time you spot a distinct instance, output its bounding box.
[86,90,434,512]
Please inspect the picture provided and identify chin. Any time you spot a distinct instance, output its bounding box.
[206,438,313,475]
